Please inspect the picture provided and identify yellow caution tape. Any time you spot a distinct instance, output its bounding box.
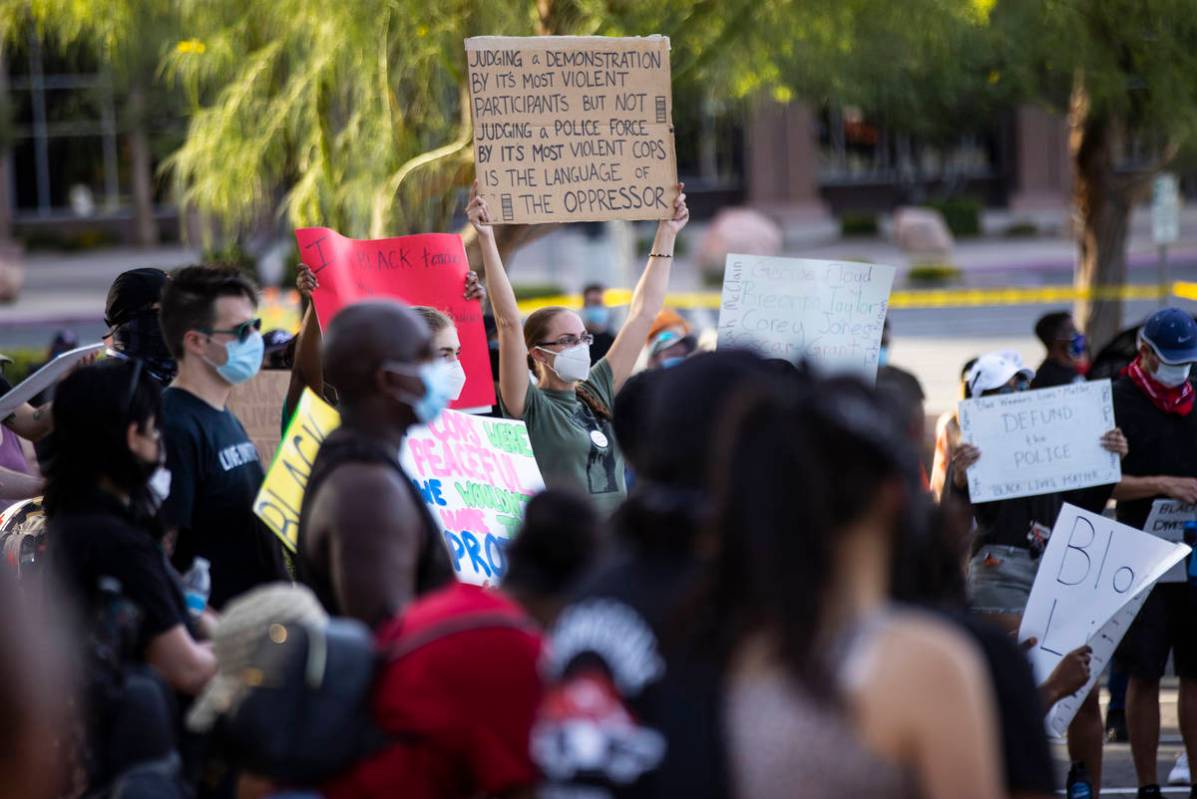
[517,282,1189,314]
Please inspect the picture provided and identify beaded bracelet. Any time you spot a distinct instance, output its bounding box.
[649,252,673,258]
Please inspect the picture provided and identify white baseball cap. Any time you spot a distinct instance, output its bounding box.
[967,352,1034,397]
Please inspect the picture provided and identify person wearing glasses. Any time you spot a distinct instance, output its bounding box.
[467,181,690,515]
[158,266,287,610]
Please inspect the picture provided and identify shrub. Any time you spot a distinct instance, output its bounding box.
[926,197,982,237]
[1003,221,1039,238]
[840,212,879,237]
[907,263,962,286]
[513,283,566,301]
[0,348,46,383]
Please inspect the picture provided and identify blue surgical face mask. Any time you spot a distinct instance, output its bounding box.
[582,306,610,329]
[206,330,263,385]
[389,359,455,424]
[878,346,890,368]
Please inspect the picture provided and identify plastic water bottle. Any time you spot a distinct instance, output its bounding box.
[1067,762,1093,799]
[182,557,211,618]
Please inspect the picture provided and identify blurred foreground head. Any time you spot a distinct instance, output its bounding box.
[503,488,602,626]
[0,569,73,798]
[705,374,927,689]
[614,350,800,554]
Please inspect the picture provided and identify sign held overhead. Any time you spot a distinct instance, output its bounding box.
[715,254,895,380]
[465,35,678,225]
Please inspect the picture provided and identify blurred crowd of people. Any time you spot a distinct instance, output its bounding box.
[1,182,1196,799]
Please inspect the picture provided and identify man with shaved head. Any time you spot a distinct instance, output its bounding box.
[297,300,455,627]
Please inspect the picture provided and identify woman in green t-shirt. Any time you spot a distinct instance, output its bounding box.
[467,181,689,515]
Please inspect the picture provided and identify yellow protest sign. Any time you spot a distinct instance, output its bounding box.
[253,388,341,552]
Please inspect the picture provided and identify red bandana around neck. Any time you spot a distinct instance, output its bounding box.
[1126,355,1195,416]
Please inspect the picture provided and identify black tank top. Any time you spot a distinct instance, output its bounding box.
[296,428,454,616]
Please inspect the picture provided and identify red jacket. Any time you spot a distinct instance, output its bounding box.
[323,583,544,798]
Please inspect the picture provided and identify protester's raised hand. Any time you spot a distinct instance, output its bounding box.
[950,443,981,488]
[1100,428,1128,459]
[296,264,319,298]
[468,181,495,239]
[660,182,689,236]
[1159,476,1197,504]
[1045,645,1092,703]
[464,270,486,303]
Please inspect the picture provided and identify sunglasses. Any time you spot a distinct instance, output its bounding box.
[203,317,262,343]
[536,332,594,349]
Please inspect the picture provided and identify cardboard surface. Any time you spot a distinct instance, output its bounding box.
[226,370,291,469]
[466,35,678,224]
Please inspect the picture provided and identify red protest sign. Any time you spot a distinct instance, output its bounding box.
[294,228,496,410]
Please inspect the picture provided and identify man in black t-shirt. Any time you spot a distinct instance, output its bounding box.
[1031,311,1086,390]
[158,266,286,609]
[1111,308,1197,797]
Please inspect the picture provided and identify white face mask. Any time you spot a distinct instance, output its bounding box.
[147,466,172,512]
[540,343,590,382]
[444,359,467,401]
[1154,361,1192,388]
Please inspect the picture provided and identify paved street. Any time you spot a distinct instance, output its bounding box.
[1054,684,1187,794]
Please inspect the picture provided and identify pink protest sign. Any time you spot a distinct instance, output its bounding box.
[295,227,496,410]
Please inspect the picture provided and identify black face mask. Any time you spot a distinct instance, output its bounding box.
[112,312,176,386]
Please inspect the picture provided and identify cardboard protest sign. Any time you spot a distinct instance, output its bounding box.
[465,35,678,224]
[0,343,105,420]
[227,370,291,468]
[1142,499,1197,583]
[294,228,495,410]
[399,408,545,585]
[1020,504,1189,738]
[253,388,341,553]
[253,389,544,586]
[957,380,1120,503]
[715,255,895,380]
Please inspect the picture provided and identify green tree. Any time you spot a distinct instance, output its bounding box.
[162,0,780,263]
[755,0,1197,348]
[985,0,1197,347]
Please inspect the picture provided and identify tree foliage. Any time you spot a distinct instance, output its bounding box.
[163,0,807,240]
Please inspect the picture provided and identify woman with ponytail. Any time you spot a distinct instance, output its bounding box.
[467,181,688,515]
[712,378,1003,799]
